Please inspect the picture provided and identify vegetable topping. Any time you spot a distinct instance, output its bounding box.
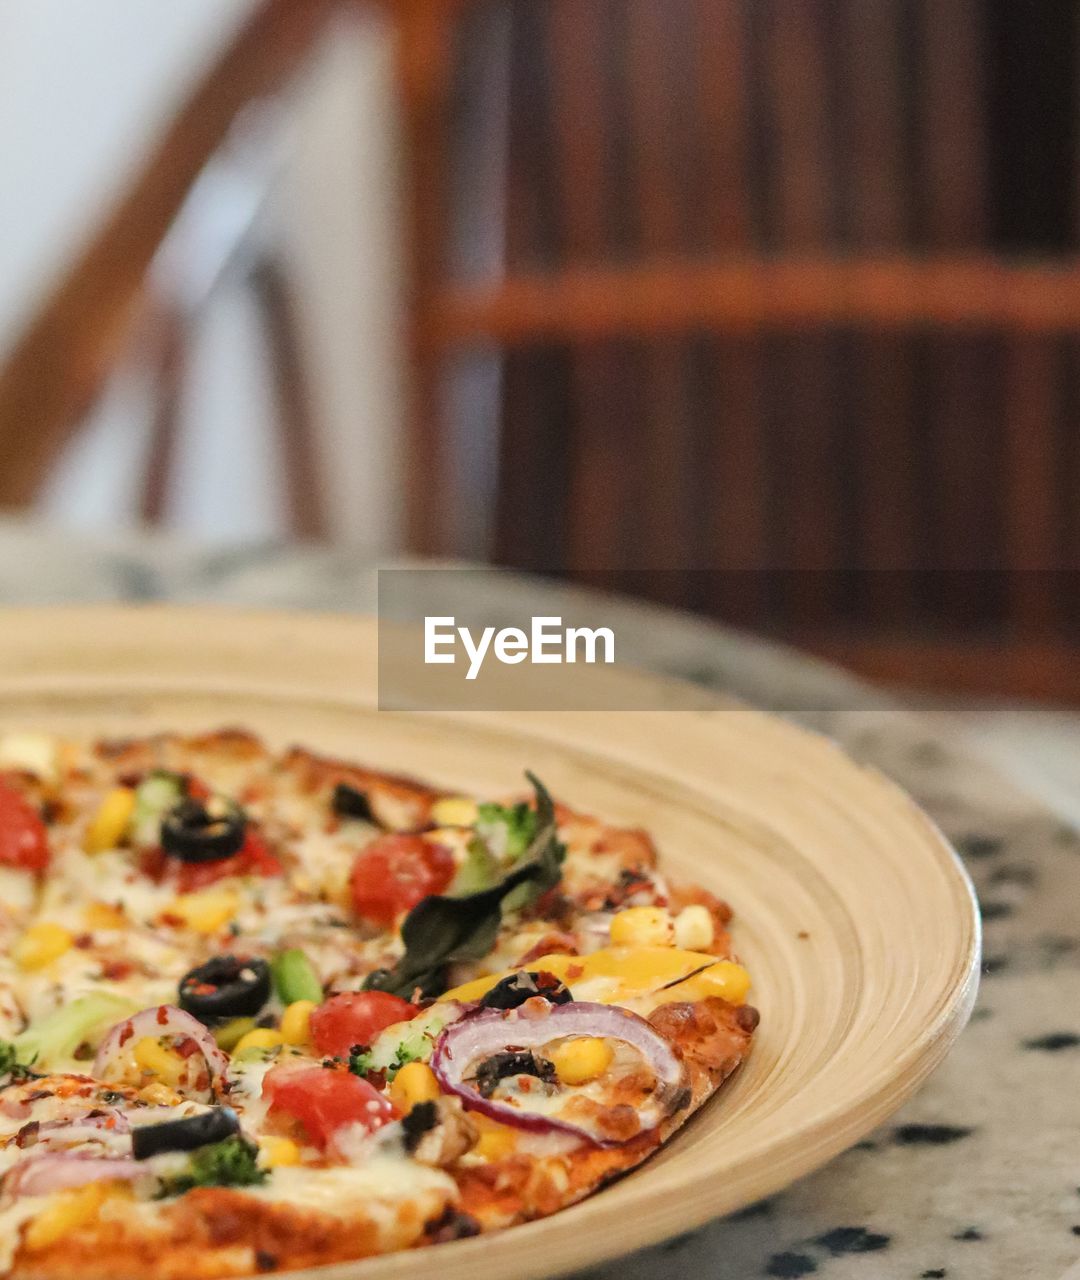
[349,834,454,929]
[94,1006,232,1100]
[332,783,375,823]
[156,1135,266,1195]
[0,780,49,872]
[475,1051,557,1099]
[365,773,565,999]
[131,1107,241,1160]
[161,796,247,863]
[179,956,272,1023]
[308,991,419,1060]
[271,948,324,1006]
[4,1154,144,1199]
[431,1001,688,1146]
[262,1065,397,1150]
[479,970,573,1010]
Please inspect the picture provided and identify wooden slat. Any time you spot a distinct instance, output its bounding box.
[923,335,1002,627]
[428,257,1080,344]
[853,335,920,617]
[1003,335,1061,632]
[773,333,844,627]
[761,0,833,248]
[841,0,906,248]
[627,0,683,257]
[919,0,986,247]
[249,255,330,541]
[696,0,753,250]
[397,0,461,553]
[627,0,692,598]
[634,341,695,600]
[694,0,769,619]
[548,0,635,579]
[548,0,610,261]
[0,0,337,510]
[138,304,188,526]
[840,0,917,620]
[1066,339,1080,593]
[503,0,556,271]
[494,345,573,572]
[700,336,772,624]
[565,343,638,576]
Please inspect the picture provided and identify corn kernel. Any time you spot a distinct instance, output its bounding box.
[232,1028,284,1056]
[279,1000,316,1047]
[389,1061,441,1112]
[133,1037,186,1087]
[14,922,73,970]
[471,1115,517,1160]
[430,796,479,827]
[84,900,126,931]
[23,1181,122,1251]
[609,906,674,948]
[548,1036,614,1085]
[258,1136,301,1169]
[170,888,237,935]
[84,787,136,854]
[673,904,715,951]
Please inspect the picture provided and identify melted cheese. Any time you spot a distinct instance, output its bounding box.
[437,942,742,1008]
[247,1160,456,1246]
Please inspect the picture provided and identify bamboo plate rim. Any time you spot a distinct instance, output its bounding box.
[0,606,981,1280]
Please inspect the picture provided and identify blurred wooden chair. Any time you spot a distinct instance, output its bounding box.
[410,0,1080,701]
[0,0,339,537]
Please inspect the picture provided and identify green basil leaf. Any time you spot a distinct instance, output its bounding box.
[365,772,564,999]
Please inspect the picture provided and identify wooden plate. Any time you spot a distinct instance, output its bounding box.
[0,607,980,1280]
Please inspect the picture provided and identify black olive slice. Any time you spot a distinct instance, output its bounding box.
[179,956,271,1022]
[132,1106,240,1160]
[479,970,573,1011]
[474,1051,557,1099]
[332,783,375,822]
[401,1100,439,1153]
[162,797,247,863]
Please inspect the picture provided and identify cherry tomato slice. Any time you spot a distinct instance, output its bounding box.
[263,1065,397,1149]
[0,781,49,872]
[309,991,419,1059]
[349,834,454,928]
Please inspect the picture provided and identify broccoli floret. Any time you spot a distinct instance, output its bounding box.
[157,1136,267,1197]
[347,1041,418,1083]
[476,801,537,862]
[0,1040,38,1084]
[347,1043,374,1078]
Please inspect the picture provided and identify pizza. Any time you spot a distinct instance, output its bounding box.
[0,728,757,1278]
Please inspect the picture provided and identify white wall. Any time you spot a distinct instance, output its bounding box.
[2,1,405,548]
[0,0,254,352]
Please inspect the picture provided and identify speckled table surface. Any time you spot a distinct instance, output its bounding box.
[1,519,1077,1280]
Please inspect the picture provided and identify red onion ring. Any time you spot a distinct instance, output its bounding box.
[32,1108,133,1153]
[93,1006,231,1099]
[431,1001,687,1147]
[3,1153,144,1198]
[37,1108,131,1137]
